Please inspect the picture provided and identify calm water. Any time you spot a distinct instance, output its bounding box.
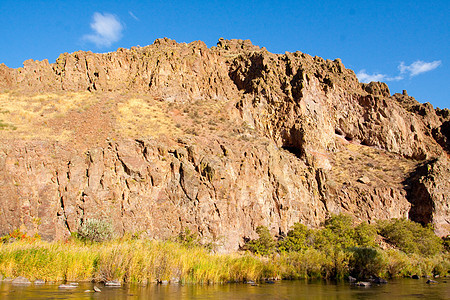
[0,278,448,299]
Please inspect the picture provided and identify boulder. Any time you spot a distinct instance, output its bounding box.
[12,276,31,285]
[355,281,371,287]
[105,280,121,287]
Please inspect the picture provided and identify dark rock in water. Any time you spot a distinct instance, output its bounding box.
[93,286,102,292]
[412,275,420,279]
[348,276,357,282]
[34,279,45,285]
[426,279,439,284]
[12,276,31,285]
[355,282,371,287]
[105,280,121,287]
[265,280,275,284]
[372,276,387,284]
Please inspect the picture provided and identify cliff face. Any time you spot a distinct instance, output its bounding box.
[0,38,448,250]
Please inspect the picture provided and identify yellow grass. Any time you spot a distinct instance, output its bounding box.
[0,239,274,283]
[0,239,447,284]
[116,97,182,138]
[0,91,98,140]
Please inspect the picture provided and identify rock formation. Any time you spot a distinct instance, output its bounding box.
[0,38,448,251]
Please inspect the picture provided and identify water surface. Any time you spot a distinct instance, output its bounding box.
[0,278,448,299]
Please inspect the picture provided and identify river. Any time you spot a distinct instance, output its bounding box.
[0,278,448,299]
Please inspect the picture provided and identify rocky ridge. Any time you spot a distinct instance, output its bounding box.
[0,38,448,251]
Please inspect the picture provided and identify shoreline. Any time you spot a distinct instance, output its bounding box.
[0,239,448,284]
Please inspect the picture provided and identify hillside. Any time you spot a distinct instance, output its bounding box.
[0,38,448,251]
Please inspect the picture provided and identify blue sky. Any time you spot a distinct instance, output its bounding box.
[0,0,448,108]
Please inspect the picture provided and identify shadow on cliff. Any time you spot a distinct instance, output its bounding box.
[403,160,435,226]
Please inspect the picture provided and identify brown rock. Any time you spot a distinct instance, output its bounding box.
[12,276,31,285]
[357,176,371,184]
[0,38,448,251]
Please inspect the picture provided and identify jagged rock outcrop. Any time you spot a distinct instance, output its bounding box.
[406,156,450,237]
[0,38,448,250]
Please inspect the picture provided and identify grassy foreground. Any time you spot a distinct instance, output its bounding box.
[0,239,274,283]
[0,237,448,284]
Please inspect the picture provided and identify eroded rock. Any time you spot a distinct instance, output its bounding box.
[0,38,448,250]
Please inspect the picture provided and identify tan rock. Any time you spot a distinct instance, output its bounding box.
[0,38,448,251]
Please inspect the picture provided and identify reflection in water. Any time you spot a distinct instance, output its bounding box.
[0,278,448,299]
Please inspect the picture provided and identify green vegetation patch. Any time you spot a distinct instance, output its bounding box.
[377,218,443,256]
[0,119,16,130]
[243,215,448,279]
[0,216,448,283]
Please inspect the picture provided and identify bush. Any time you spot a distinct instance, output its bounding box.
[354,222,377,247]
[378,219,443,256]
[322,248,350,279]
[78,219,114,242]
[384,249,411,277]
[279,215,378,253]
[243,226,276,255]
[278,223,312,252]
[349,247,385,278]
[443,235,450,252]
[313,214,358,250]
[176,228,199,248]
[1,229,41,243]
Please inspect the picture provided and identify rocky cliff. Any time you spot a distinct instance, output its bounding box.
[0,38,448,251]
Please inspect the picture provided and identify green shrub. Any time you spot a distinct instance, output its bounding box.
[78,219,114,242]
[176,228,199,248]
[313,214,357,250]
[322,248,350,279]
[349,247,385,278]
[279,215,378,252]
[384,249,411,277]
[378,219,443,256]
[278,223,312,252]
[443,235,450,252]
[354,222,377,247]
[243,226,276,256]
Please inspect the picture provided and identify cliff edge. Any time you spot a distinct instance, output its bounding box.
[0,38,448,250]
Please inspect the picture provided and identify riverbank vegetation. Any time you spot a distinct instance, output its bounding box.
[0,215,448,284]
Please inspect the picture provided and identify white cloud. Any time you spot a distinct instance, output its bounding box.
[129,11,139,21]
[356,70,403,83]
[357,59,441,83]
[356,70,387,83]
[399,60,441,77]
[83,13,123,47]
[385,75,404,81]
